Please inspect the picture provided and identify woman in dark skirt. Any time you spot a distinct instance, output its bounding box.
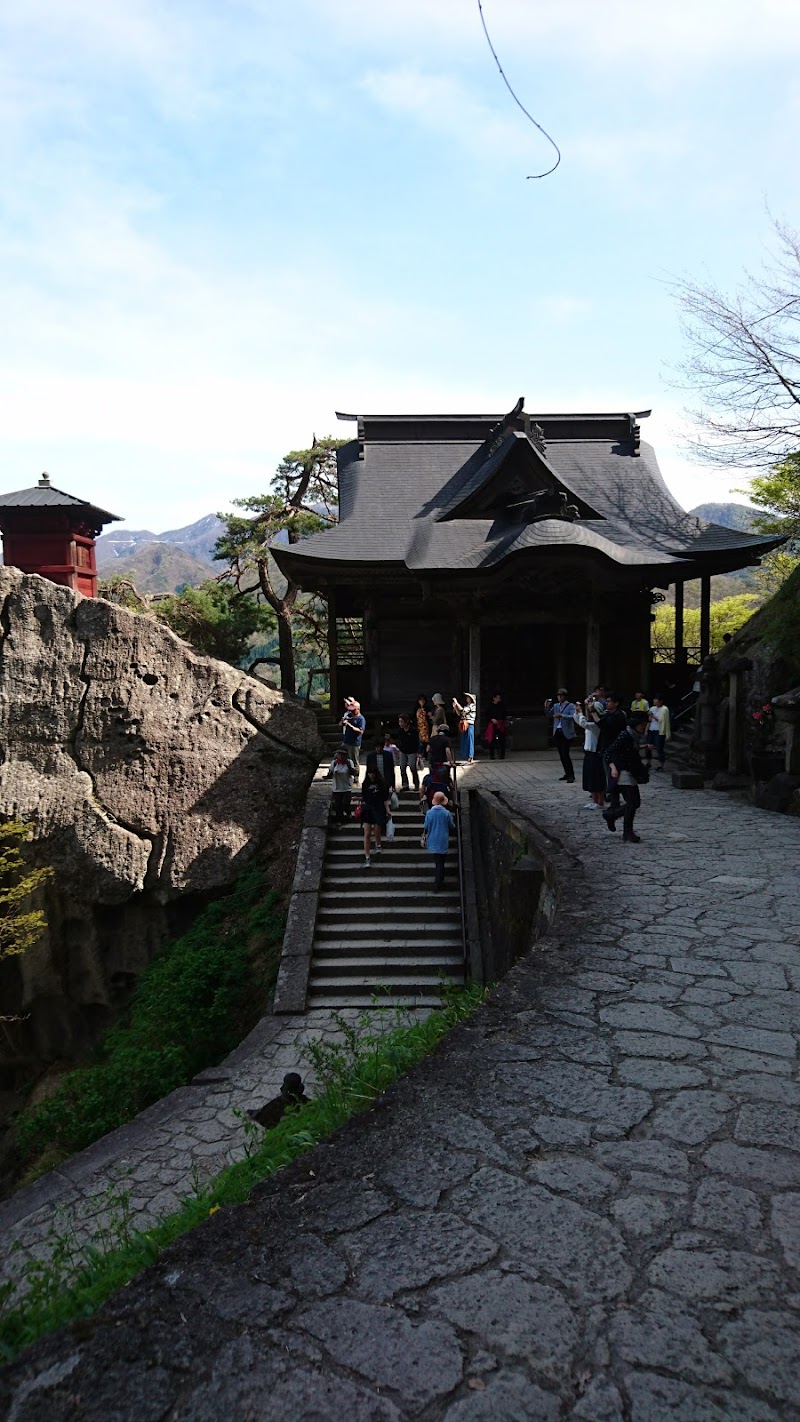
[575,698,606,808]
[360,767,391,866]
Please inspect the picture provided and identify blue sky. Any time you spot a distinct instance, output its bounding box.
[1,0,799,530]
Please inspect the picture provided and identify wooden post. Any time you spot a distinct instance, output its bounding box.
[728,669,739,773]
[555,635,567,693]
[468,624,481,707]
[326,586,337,714]
[364,607,380,711]
[700,575,711,663]
[674,581,685,669]
[585,615,600,694]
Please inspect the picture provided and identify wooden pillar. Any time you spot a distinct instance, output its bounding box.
[364,606,380,712]
[585,615,600,694]
[674,581,685,668]
[468,623,481,708]
[326,587,337,714]
[728,669,740,774]
[555,634,567,693]
[700,575,711,663]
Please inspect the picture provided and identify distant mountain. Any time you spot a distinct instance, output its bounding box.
[96,513,224,572]
[689,501,760,532]
[104,543,213,595]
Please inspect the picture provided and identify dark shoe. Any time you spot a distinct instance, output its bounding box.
[656,764,665,772]
[558,774,570,781]
[602,809,617,833]
[623,833,641,843]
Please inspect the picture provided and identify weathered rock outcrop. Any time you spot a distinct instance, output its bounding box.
[0,569,321,1070]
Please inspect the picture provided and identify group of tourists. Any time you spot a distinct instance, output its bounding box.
[330,693,477,882]
[328,681,667,869]
[545,686,672,842]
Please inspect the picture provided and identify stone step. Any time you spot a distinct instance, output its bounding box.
[317,904,459,922]
[315,926,461,945]
[307,990,452,1009]
[307,972,464,992]
[319,875,457,887]
[313,946,463,967]
[313,932,462,951]
[309,954,464,975]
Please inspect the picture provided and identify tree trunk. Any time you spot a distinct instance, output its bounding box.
[277,608,296,695]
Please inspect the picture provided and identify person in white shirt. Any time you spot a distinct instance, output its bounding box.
[645,695,671,770]
[574,695,607,807]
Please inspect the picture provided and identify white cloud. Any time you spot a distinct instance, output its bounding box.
[312,0,800,69]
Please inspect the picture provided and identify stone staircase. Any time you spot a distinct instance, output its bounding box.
[312,706,347,761]
[307,789,466,1009]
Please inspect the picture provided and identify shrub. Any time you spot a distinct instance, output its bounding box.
[15,869,284,1165]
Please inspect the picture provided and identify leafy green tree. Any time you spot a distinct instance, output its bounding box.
[0,821,52,1031]
[214,436,346,695]
[153,581,275,665]
[652,593,761,657]
[744,450,800,544]
[753,546,800,596]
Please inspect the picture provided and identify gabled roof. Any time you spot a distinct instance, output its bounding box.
[272,405,783,584]
[0,475,120,523]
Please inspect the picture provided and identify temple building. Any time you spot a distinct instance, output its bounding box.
[0,474,120,599]
[271,401,782,719]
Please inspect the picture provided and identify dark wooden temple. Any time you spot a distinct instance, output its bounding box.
[272,402,781,717]
[0,473,120,599]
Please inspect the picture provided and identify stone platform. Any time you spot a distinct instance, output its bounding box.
[2,754,800,1420]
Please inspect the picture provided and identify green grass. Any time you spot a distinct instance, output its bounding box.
[0,985,488,1362]
[14,868,285,1172]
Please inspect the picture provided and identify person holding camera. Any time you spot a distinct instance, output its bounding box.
[602,711,650,842]
[574,693,606,808]
[544,689,576,782]
[340,698,366,775]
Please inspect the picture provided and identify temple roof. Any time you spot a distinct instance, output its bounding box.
[273,407,782,585]
[0,474,120,523]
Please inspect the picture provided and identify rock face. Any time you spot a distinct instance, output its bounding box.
[0,569,321,1070]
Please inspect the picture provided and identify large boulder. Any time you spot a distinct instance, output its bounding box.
[0,569,321,1068]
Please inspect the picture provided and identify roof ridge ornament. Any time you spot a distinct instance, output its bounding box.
[38,472,51,487]
[485,397,525,457]
[627,415,641,456]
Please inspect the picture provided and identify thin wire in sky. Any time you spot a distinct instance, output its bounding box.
[476,0,561,179]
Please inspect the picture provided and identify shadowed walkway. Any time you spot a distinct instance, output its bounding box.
[2,756,800,1421]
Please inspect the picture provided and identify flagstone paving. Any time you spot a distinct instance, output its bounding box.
[2,756,800,1421]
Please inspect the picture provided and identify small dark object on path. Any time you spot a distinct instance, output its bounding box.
[248,1073,310,1130]
[672,769,704,789]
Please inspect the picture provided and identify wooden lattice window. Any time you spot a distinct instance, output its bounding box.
[336,617,364,665]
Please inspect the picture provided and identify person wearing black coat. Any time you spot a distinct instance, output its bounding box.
[395,715,420,789]
[602,713,649,842]
[596,692,627,810]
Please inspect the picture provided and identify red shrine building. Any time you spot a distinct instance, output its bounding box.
[0,473,120,599]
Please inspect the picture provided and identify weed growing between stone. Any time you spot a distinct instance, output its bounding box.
[14,869,285,1176]
[0,984,488,1362]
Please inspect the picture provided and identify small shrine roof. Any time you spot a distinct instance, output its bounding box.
[0,474,120,523]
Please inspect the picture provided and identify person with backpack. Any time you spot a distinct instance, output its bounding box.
[360,767,391,867]
[422,790,456,892]
[602,711,650,842]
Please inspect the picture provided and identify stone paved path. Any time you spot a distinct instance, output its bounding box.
[2,758,800,1421]
[0,1007,405,1297]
